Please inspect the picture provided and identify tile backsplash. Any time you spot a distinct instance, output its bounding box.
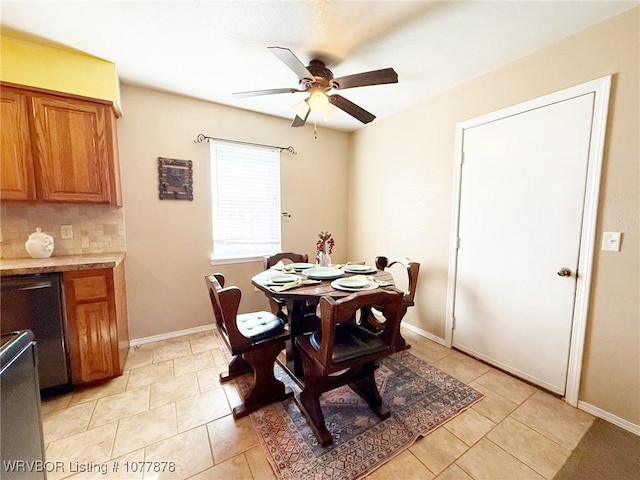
[0,203,126,259]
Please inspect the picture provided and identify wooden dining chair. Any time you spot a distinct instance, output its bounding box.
[371,255,420,351]
[205,273,292,418]
[295,288,404,446]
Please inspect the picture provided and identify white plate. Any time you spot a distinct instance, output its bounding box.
[302,267,344,280]
[343,264,377,274]
[337,276,369,288]
[269,274,300,284]
[289,262,315,271]
[331,279,379,292]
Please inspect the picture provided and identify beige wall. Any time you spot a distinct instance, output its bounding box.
[349,8,639,425]
[117,85,350,340]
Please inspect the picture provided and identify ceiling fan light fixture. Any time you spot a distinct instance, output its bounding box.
[308,89,329,113]
[293,99,310,118]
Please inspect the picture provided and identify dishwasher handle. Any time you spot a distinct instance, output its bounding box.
[17,282,53,291]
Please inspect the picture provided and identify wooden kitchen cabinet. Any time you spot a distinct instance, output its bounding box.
[0,83,122,205]
[63,262,129,384]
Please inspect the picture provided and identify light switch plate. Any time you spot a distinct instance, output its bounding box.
[602,232,622,252]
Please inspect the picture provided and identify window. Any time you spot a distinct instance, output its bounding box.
[210,141,281,261]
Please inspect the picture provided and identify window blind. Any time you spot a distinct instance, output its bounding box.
[210,141,281,259]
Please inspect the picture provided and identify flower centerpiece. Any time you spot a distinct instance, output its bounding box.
[316,231,334,268]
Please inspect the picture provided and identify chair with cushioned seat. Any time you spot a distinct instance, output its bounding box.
[205,273,292,418]
[371,255,420,351]
[295,288,403,446]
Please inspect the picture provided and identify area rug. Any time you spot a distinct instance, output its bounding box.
[224,339,484,480]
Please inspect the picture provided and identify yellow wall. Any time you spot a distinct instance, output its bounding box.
[350,8,639,426]
[0,33,120,112]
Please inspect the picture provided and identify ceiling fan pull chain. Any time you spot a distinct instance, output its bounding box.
[314,120,318,139]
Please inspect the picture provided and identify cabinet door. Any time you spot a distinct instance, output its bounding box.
[64,269,118,384]
[0,89,36,200]
[74,301,115,382]
[31,95,114,203]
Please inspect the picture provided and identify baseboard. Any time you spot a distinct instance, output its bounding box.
[578,400,640,436]
[130,324,214,346]
[402,322,446,346]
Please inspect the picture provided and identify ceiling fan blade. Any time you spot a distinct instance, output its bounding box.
[232,87,305,98]
[291,108,310,127]
[331,68,398,90]
[328,94,376,124]
[268,46,314,81]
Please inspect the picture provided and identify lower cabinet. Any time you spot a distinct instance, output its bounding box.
[63,262,129,384]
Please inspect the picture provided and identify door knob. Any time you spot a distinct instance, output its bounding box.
[557,267,572,277]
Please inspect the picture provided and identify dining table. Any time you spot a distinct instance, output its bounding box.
[251,264,396,384]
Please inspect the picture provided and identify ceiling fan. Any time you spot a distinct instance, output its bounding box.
[233,47,398,127]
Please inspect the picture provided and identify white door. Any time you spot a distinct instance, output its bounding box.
[451,92,597,395]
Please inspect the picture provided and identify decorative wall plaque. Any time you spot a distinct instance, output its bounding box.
[158,157,193,200]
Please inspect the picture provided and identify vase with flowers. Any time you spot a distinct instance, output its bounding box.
[316,231,335,268]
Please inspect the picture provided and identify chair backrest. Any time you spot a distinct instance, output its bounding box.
[314,288,403,370]
[375,256,420,307]
[264,252,309,270]
[205,273,251,349]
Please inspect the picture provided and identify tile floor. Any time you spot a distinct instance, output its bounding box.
[40,328,595,480]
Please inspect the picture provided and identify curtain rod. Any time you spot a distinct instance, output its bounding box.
[194,134,297,155]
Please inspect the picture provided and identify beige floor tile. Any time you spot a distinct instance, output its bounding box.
[444,408,495,446]
[149,372,201,409]
[511,390,594,450]
[112,404,177,458]
[43,401,96,443]
[432,354,491,384]
[176,388,231,432]
[89,387,150,428]
[152,340,193,363]
[190,335,219,353]
[409,339,454,364]
[456,438,544,480]
[173,351,215,377]
[41,392,73,415]
[409,427,469,475]
[45,422,118,480]
[436,463,474,480]
[70,373,130,405]
[366,449,435,480]
[123,347,154,371]
[207,415,258,464]
[469,382,519,423]
[144,426,214,479]
[126,361,174,390]
[196,365,228,393]
[211,347,228,366]
[488,417,571,479]
[187,454,253,480]
[244,445,277,480]
[473,369,536,405]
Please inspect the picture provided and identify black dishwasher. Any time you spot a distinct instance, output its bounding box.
[1,273,71,395]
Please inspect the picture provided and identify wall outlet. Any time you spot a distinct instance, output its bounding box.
[61,224,73,239]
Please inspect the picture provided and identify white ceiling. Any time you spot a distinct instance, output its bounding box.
[1,1,636,131]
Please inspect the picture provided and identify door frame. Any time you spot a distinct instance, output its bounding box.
[445,76,611,405]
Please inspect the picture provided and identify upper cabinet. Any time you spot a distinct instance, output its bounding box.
[0,83,122,205]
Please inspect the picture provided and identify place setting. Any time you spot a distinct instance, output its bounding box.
[265,273,321,292]
[331,275,378,292]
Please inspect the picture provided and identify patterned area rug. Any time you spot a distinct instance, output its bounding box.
[224,338,483,480]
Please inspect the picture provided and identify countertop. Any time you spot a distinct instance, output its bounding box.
[0,253,126,276]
